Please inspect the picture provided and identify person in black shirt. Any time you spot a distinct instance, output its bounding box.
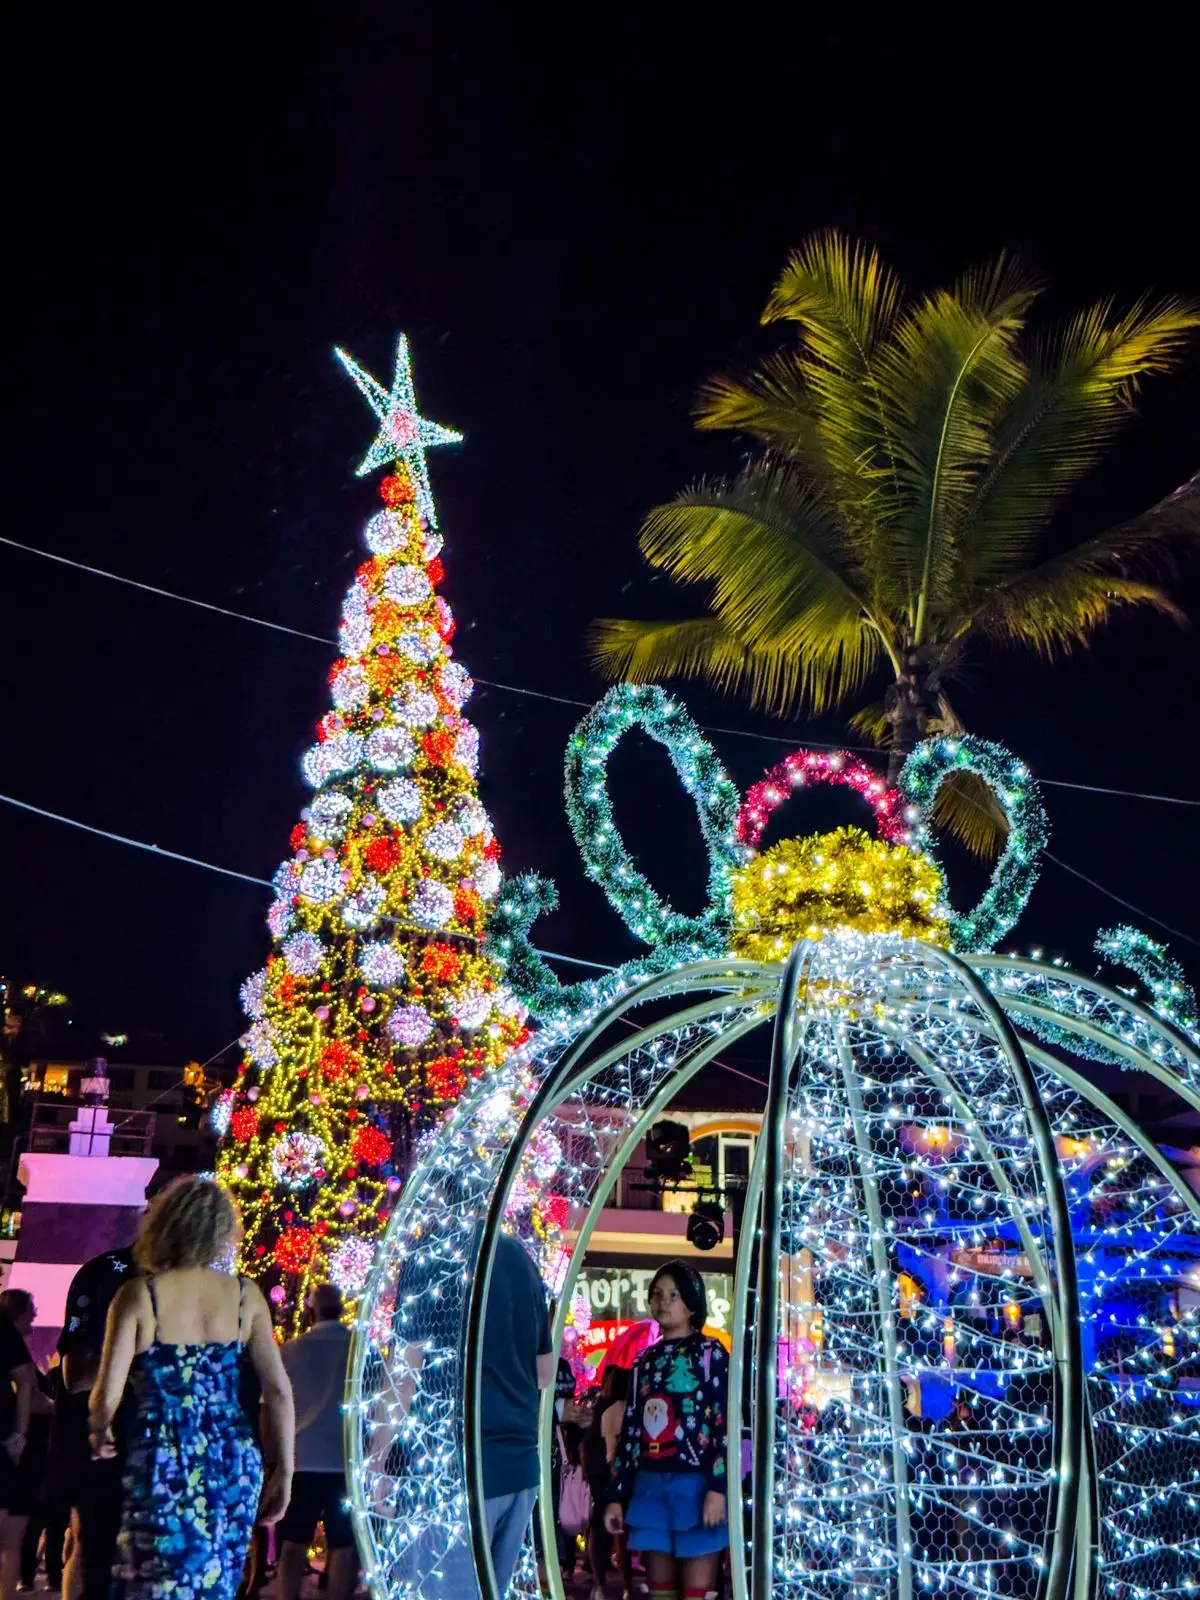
[19,1358,63,1591]
[43,1247,137,1600]
[0,1290,45,1600]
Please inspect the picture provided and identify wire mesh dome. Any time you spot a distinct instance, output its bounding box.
[344,933,1200,1600]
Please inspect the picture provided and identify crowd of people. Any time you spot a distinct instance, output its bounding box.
[0,1178,736,1600]
[0,1178,360,1600]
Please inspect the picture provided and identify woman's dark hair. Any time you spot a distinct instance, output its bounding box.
[603,1364,630,1401]
[0,1288,33,1322]
[650,1258,708,1330]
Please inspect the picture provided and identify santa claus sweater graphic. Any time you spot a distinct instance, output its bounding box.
[608,1333,730,1503]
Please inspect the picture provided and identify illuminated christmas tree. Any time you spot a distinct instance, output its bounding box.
[216,336,528,1326]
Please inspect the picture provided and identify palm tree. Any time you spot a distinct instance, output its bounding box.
[592,233,1199,850]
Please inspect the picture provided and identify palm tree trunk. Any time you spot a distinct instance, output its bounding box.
[884,649,935,784]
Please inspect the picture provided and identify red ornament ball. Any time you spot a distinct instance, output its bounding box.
[426,556,445,585]
[320,1041,357,1082]
[274,1227,318,1275]
[453,887,482,925]
[363,836,401,873]
[421,729,457,767]
[351,1125,392,1167]
[380,473,415,508]
[426,1054,467,1103]
[421,943,461,982]
[230,1106,259,1143]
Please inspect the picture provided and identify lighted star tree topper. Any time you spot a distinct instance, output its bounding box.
[215,336,529,1328]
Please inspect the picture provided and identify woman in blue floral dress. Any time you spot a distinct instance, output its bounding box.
[90,1178,295,1600]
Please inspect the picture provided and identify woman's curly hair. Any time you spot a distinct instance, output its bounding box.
[134,1176,240,1272]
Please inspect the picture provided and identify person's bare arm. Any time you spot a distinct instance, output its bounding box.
[4,1361,37,1460]
[243,1280,295,1523]
[88,1282,143,1451]
[536,1352,556,1389]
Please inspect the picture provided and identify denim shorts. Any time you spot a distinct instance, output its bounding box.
[625,1470,729,1557]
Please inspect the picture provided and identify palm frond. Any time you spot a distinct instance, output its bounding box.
[695,354,825,461]
[1073,466,1200,566]
[762,230,902,355]
[877,267,1038,633]
[930,770,1009,859]
[966,569,1186,656]
[846,700,891,743]
[958,299,1200,583]
[711,230,908,552]
[638,462,876,652]
[588,614,871,718]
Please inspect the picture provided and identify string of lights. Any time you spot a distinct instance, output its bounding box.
[2,530,1197,808]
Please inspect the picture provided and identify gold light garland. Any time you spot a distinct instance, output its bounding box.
[729,826,950,960]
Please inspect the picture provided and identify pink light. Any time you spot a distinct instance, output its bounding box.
[736,748,909,848]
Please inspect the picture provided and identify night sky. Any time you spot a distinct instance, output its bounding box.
[5,11,1199,1067]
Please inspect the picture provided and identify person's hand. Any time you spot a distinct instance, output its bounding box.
[88,1426,117,1460]
[257,1468,293,1525]
[3,1432,24,1464]
[603,1503,624,1536]
[702,1490,727,1528]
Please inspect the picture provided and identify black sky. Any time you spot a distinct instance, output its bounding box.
[4,8,1199,1064]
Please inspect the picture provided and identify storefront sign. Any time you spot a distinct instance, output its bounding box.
[574,1267,733,1342]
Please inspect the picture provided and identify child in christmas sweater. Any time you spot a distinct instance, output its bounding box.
[604,1259,730,1600]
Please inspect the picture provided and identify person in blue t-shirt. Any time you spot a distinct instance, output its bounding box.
[479,1231,555,1593]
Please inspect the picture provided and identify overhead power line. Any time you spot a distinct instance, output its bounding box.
[0,787,1194,965]
[2,533,1197,808]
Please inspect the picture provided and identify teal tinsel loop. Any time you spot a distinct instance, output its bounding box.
[899,735,1048,951]
[483,685,741,1021]
[563,683,740,950]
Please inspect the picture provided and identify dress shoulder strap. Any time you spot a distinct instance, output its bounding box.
[236,1274,251,1344]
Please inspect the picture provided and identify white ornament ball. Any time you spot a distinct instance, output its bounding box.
[475,859,502,899]
[383,565,433,606]
[364,509,412,557]
[330,662,369,712]
[283,931,324,976]
[411,880,454,929]
[360,940,407,987]
[398,626,440,665]
[240,968,268,1021]
[309,791,354,842]
[378,778,423,824]
[454,724,480,775]
[299,857,342,904]
[343,880,386,931]
[389,1005,433,1046]
[453,987,492,1029]
[392,684,439,728]
[438,661,473,710]
[424,821,465,863]
[330,1236,375,1296]
[244,1021,279,1069]
[453,797,488,836]
[365,725,415,773]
